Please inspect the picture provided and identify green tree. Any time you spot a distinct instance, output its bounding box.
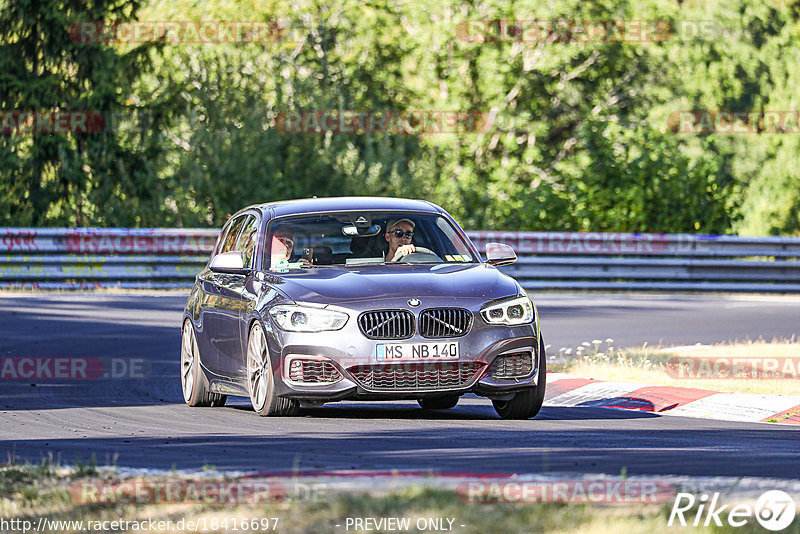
[0,0,177,226]
[6,0,799,235]
[153,0,437,226]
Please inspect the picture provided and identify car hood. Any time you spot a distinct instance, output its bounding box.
[269,263,519,305]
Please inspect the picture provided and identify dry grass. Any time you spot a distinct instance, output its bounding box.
[560,340,800,396]
[1,464,736,534]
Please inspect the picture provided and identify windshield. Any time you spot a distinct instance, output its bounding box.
[264,212,477,270]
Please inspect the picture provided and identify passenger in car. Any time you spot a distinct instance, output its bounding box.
[272,224,317,267]
[271,224,296,265]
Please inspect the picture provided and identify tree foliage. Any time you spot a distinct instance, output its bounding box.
[1,0,798,234]
[0,0,179,226]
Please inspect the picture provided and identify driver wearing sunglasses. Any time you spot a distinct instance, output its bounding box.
[384,218,416,262]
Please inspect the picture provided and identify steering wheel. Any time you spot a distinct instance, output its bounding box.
[391,246,437,262]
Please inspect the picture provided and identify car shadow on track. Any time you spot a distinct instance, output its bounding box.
[224,400,661,421]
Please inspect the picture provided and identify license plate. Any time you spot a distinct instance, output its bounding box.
[376,342,459,362]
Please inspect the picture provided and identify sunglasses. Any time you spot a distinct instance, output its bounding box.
[391,230,414,239]
[275,235,294,248]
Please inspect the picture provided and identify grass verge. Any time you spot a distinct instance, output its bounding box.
[1,464,786,534]
[552,340,800,396]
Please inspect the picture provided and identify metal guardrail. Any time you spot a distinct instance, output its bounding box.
[1,228,799,291]
[0,228,216,290]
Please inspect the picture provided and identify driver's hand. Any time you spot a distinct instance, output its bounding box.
[396,244,415,257]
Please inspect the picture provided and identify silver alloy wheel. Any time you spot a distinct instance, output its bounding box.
[247,323,270,411]
[181,320,195,402]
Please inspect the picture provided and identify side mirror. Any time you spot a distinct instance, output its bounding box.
[209,251,249,274]
[485,243,517,266]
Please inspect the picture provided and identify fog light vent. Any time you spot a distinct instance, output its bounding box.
[489,351,534,379]
[287,358,342,384]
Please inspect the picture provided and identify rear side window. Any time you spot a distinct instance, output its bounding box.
[236,215,260,267]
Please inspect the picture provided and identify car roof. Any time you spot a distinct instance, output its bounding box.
[238,197,444,218]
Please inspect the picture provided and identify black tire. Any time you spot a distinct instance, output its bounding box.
[492,336,547,420]
[418,395,460,410]
[181,319,227,407]
[246,322,298,416]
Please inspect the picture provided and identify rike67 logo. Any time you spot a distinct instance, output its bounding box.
[669,490,796,531]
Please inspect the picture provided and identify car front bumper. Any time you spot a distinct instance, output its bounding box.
[264,300,540,401]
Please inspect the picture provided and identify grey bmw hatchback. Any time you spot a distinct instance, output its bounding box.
[180,197,546,419]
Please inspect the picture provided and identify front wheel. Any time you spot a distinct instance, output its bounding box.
[492,337,546,419]
[246,322,298,416]
[180,319,226,407]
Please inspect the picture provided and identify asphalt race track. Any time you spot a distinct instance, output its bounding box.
[1,292,799,478]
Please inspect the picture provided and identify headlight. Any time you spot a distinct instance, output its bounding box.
[270,305,349,332]
[480,295,534,325]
